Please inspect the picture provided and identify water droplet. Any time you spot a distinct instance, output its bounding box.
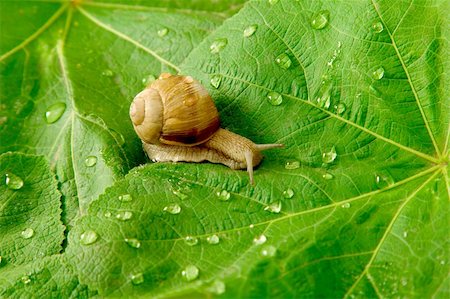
[264,201,281,213]
[243,24,258,37]
[157,27,168,37]
[401,277,408,286]
[184,236,199,246]
[310,10,330,30]
[267,91,283,106]
[261,245,277,257]
[5,173,24,190]
[335,103,346,114]
[371,22,383,33]
[249,224,255,229]
[403,231,408,238]
[181,265,199,282]
[282,188,294,199]
[322,146,337,164]
[125,238,141,248]
[163,203,181,214]
[210,38,228,54]
[210,75,222,89]
[322,172,334,180]
[375,173,395,188]
[104,211,112,217]
[207,280,226,295]
[285,160,300,170]
[316,82,332,109]
[84,156,97,167]
[80,230,98,245]
[116,211,133,221]
[172,189,187,200]
[131,272,144,285]
[216,190,231,201]
[45,102,66,124]
[118,194,133,202]
[21,275,31,284]
[372,67,385,80]
[21,228,34,239]
[269,0,279,5]
[253,234,267,245]
[275,53,292,70]
[142,74,156,86]
[341,202,351,208]
[102,69,114,77]
[206,234,220,245]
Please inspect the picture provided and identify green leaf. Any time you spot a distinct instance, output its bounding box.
[0,153,65,266]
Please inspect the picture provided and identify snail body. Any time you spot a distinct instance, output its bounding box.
[130,73,283,184]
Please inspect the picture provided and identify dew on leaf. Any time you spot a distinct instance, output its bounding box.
[101,69,114,77]
[125,238,141,249]
[335,103,346,114]
[207,280,226,295]
[157,27,168,37]
[285,160,300,170]
[310,10,330,30]
[269,0,279,5]
[372,67,385,80]
[216,190,231,201]
[282,188,294,199]
[84,156,97,167]
[131,272,144,285]
[116,211,133,221]
[267,91,283,106]
[184,236,199,246]
[210,74,222,89]
[261,245,277,257]
[341,202,351,209]
[253,234,267,245]
[118,194,133,202]
[5,173,24,190]
[45,102,66,124]
[322,146,337,163]
[172,189,188,200]
[21,228,34,239]
[210,38,228,54]
[104,211,112,218]
[163,203,181,214]
[323,172,334,180]
[264,201,281,213]
[181,265,199,282]
[21,275,31,284]
[275,53,292,69]
[375,173,395,188]
[206,234,220,245]
[372,22,384,33]
[243,24,258,37]
[80,230,98,245]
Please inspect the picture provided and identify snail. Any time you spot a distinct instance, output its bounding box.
[129,73,283,185]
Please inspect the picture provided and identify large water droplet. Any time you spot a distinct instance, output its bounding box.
[371,22,384,33]
[253,234,267,245]
[323,172,334,180]
[310,10,330,30]
[116,211,133,221]
[118,194,133,202]
[210,74,222,89]
[157,27,168,37]
[45,102,66,124]
[322,146,337,163]
[372,67,385,80]
[102,69,114,77]
[207,280,226,295]
[335,103,346,114]
[210,38,228,54]
[84,156,97,167]
[216,190,231,201]
[80,230,98,245]
[264,201,281,213]
[267,91,283,106]
[21,275,31,284]
[5,173,24,190]
[341,202,351,208]
[163,203,181,214]
[125,238,141,248]
[282,188,294,199]
[21,228,34,239]
[206,234,220,245]
[275,53,292,69]
[243,24,258,37]
[184,236,199,246]
[181,265,199,282]
[261,245,277,257]
[131,272,144,285]
[285,160,300,170]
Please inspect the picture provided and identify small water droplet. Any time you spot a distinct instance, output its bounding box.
[184,236,199,246]
[253,234,267,245]
[45,102,66,124]
[322,146,337,163]
[401,277,408,286]
[163,203,181,214]
[249,224,255,229]
[207,280,226,295]
[157,27,168,37]
[310,10,330,30]
[181,265,199,282]
[372,67,385,80]
[267,91,283,106]
[282,188,294,199]
[216,190,231,201]
[316,82,332,109]
[21,275,31,284]
[102,69,114,77]
[125,238,141,248]
[131,272,144,285]
[172,189,187,200]
[104,211,112,217]
[371,22,383,33]
[323,172,334,180]
[285,160,300,170]
[206,234,220,245]
[80,230,98,245]
[341,202,351,208]
[142,74,156,86]
[264,201,281,213]
[275,53,292,69]
[243,24,258,37]
[210,75,222,89]
[403,231,408,238]
[21,228,34,239]
[375,173,395,188]
[5,173,24,190]
[335,103,346,114]
[118,194,133,202]
[84,156,97,167]
[210,38,228,54]
[268,0,279,5]
[261,245,277,257]
[116,211,133,221]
